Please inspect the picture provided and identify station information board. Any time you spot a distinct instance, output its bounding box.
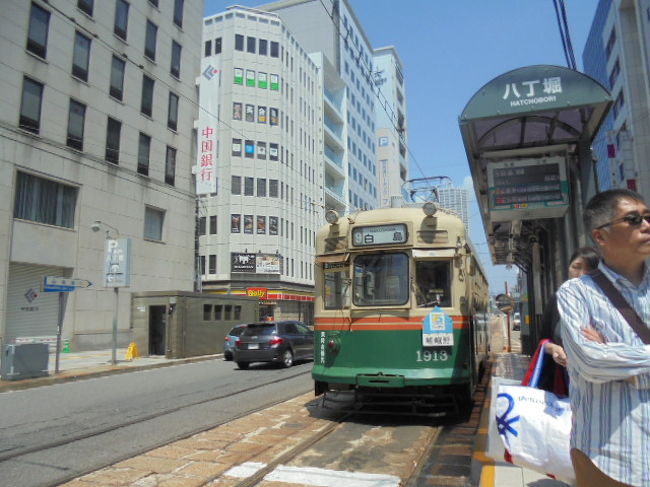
[487,156,569,221]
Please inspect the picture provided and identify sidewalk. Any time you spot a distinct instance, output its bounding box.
[0,348,219,393]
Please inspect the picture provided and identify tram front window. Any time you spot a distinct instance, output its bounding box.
[324,270,350,309]
[353,253,408,306]
[415,260,451,307]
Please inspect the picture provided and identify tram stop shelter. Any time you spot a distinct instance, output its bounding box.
[459,65,611,354]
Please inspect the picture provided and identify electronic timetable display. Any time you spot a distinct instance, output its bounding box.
[352,224,408,247]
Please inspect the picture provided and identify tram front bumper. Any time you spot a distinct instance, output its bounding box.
[312,365,469,388]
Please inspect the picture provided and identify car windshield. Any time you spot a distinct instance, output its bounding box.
[242,324,276,336]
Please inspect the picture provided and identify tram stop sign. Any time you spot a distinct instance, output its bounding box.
[495,293,514,313]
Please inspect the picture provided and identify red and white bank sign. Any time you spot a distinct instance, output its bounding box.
[195,58,221,195]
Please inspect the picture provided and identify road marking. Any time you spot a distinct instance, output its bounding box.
[225,462,400,487]
[224,461,266,478]
[265,465,400,487]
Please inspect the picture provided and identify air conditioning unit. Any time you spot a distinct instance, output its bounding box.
[1,343,49,380]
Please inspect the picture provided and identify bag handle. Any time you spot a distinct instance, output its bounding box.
[590,269,650,345]
[522,339,549,388]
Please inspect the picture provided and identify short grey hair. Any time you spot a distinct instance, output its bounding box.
[583,189,645,234]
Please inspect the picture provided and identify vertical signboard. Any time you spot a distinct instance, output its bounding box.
[195,57,221,195]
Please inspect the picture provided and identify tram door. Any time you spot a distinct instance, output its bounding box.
[149,305,166,355]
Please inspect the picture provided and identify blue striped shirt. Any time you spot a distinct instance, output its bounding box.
[557,261,650,486]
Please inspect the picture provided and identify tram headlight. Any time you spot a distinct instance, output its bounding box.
[325,209,340,225]
[422,201,437,217]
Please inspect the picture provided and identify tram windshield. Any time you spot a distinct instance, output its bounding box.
[415,260,451,307]
[353,253,409,306]
[324,268,350,309]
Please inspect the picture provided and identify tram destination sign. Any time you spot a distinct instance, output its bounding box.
[487,156,569,221]
[352,223,407,247]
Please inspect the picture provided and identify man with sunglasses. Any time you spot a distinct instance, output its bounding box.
[557,188,650,487]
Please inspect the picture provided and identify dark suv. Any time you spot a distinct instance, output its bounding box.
[234,321,314,369]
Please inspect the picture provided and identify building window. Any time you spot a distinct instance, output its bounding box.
[110,55,126,100]
[66,99,86,151]
[209,254,216,274]
[269,179,278,197]
[209,215,217,234]
[148,0,158,6]
[224,305,232,320]
[144,206,164,241]
[114,0,129,40]
[245,139,254,158]
[244,177,254,196]
[165,145,176,185]
[244,215,253,234]
[141,75,154,117]
[145,20,157,60]
[605,28,616,59]
[259,38,267,55]
[105,117,121,163]
[199,216,206,235]
[27,3,50,58]
[231,214,241,233]
[214,305,222,320]
[232,138,241,156]
[72,31,91,81]
[200,256,206,276]
[214,37,222,54]
[173,0,183,28]
[609,59,620,89]
[14,172,78,228]
[204,40,212,57]
[231,175,241,194]
[203,303,211,320]
[19,77,43,134]
[247,36,256,53]
[78,0,94,16]
[235,34,244,51]
[270,41,279,57]
[257,178,266,197]
[167,92,179,130]
[138,132,151,175]
[171,41,181,78]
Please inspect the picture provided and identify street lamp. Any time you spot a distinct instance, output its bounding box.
[91,220,125,365]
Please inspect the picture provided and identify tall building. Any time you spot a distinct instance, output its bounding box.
[0,0,202,350]
[437,187,470,231]
[373,46,409,208]
[260,0,381,213]
[198,6,322,322]
[582,0,650,199]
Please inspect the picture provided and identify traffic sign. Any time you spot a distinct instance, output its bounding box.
[43,276,93,293]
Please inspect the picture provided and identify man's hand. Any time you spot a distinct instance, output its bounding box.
[581,326,606,344]
[544,342,568,367]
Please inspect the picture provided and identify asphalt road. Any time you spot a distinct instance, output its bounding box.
[0,358,313,487]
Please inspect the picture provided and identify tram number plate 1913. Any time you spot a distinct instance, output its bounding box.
[423,333,454,347]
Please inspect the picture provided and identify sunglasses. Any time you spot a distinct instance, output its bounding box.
[595,213,650,230]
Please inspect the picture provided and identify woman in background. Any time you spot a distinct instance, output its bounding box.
[538,246,599,394]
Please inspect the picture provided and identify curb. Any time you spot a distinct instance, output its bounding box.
[0,354,221,393]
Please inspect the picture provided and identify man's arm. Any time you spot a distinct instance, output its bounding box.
[557,281,650,386]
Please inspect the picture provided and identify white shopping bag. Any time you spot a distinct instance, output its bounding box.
[486,376,520,462]
[495,383,575,485]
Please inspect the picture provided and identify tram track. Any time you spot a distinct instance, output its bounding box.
[0,367,311,465]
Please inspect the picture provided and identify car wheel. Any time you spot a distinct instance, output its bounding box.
[281,349,293,368]
[237,362,249,369]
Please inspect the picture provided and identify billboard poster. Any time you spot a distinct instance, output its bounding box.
[257,216,266,234]
[232,138,241,156]
[231,214,241,233]
[269,143,278,161]
[258,72,268,89]
[245,140,254,158]
[269,216,278,235]
[257,254,281,274]
[257,142,266,159]
[234,67,243,85]
[257,106,267,124]
[232,102,242,120]
[270,74,279,91]
[246,69,255,87]
[244,214,253,234]
[231,253,256,273]
[270,107,278,126]
[245,104,254,122]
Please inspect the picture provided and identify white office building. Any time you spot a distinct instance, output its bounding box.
[373,46,409,208]
[197,6,322,322]
[0,0,202,351]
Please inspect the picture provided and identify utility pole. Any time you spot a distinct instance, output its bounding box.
[505,281,512,353]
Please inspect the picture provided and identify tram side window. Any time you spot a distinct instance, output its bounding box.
[415,260,451,307]
[353,253,409,306]
[324,270,349,309]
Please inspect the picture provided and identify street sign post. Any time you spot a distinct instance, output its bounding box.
[42,276,93,373]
